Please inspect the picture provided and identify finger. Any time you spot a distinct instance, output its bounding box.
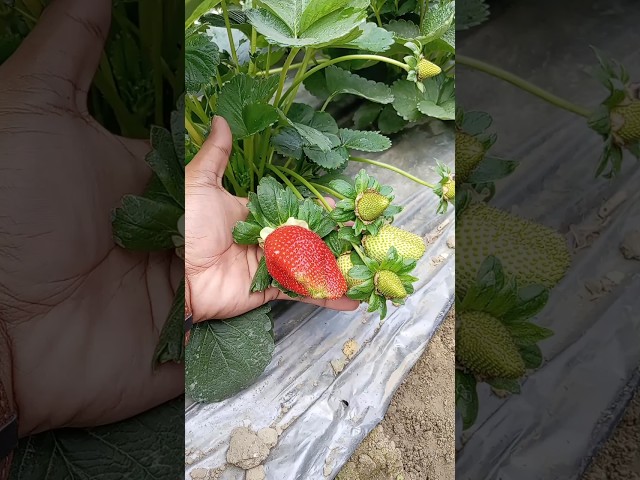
[186,116,232,187]
[11,0,111,93]
[275,290,360,311]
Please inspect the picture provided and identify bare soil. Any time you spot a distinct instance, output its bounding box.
[338,309,456,480]
[582,389,640,480]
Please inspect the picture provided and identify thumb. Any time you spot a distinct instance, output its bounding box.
[186,116,233,188]
[8,0,111,95]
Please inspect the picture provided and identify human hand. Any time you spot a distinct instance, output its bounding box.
[0,0,182,436]
[184,116,359,322]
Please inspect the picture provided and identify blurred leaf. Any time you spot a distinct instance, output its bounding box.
[185,0,222,27]
[456,370,479,430]
[340,21,395,52]
[456,0,490,31]
[353,102,383,129]
[185,29,219,94]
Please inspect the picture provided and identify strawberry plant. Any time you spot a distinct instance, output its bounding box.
[457,48,640,178]
[184,0,456,402]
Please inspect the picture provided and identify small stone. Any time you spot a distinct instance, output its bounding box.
[257,428,278,449]
[245,465,266,480]
[226,427,270,470]
[620,231,640,260]
[446,235,455,249]
[190,468,208,480]
[331,358,346,375]
[342,339,359,360]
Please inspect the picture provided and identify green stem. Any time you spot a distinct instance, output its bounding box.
[221,0,239,68]
[279,54,409,106]
[277,166,333,212]
[457,54,591,118]
[245,137,255,191]
[186,95,208,124]
[249,26,257,75]
[265,165,304,200]
[224,166,245,197]
[351,156,435,188]
[282,48,315,114]
[310,183,346,200]
[320,94,336,112]
[370,1,383,27]
[351,244,367,263]
[185,116,204,147]
[256,58,329,77]
[13,5,37,23]
[273,48,301,106]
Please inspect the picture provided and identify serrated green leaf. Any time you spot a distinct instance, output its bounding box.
[339,129,392,152]
[324,66,394,104]
[420,1,455,42]
[461,110,493,135]
[341,21,395,52]
[245,0,368,48]
[324,230,348,256]
[216,74,279,138]
[349,265,375,280]
[257,176,299,225]
[272,127,305,159]
[297,198,337,237]
[391,79,423,121]
[417,100,454,119]
[185,306,275,402]
[330,207,357,223]
[304,145,350,169]
[112,196,183,251]
[250,257,272,292]
[386,18,421,39]
[378,104,409,134]
[233,220,262,245]
[153,281,185,366]
[293,123,334,152]
[147,126,185,208]
[185,30,220,94]
[10,397,183,479]
[329,179,356,198]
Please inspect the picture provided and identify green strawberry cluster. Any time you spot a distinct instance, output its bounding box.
[233,171,427,319]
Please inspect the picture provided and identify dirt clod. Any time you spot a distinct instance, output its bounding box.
[620,230,640,260]
[336,426,405,480]
[245,465,266,480]
[257,428,278,449]
[226,427,271,470]
[343,339,359,359]
[190,468,208,480]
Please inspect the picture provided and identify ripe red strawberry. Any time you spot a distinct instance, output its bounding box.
[263,225,347,299]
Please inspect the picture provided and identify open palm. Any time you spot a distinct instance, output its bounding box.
[185,117,358,322]
[0,0,182,436]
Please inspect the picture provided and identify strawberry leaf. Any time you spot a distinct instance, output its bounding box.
[185,29,220,94]
[257,176,300,225]
[506,322,554,347]
[185,306,275,402]
[297,198,337,237]
[339,129,392,152]
[354,102,384,129]
[152,280,185,366]
[378,104,408,134]
[340,22,395,52]
[233,220,263,245]
[216,74,279,138]
[250,257,272,293]
[519,344,543,369]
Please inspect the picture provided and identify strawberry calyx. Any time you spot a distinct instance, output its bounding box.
[328,169,403,236]
[431,162,455,214]
[344,247,418,319]
[589,48,640,177]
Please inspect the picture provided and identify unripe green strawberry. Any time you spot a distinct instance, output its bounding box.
[457,202,570,298]
[355,189,390,222]
[455,131,485,183]
[374,270,407,299]
[456,311,525,379]
[337,253,363,288]
[443,178,455,200]
[416,58,441,81]
[612,100,640,142]
[363,225,426,263]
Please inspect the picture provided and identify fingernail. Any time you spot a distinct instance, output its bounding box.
[211,115,219,127]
